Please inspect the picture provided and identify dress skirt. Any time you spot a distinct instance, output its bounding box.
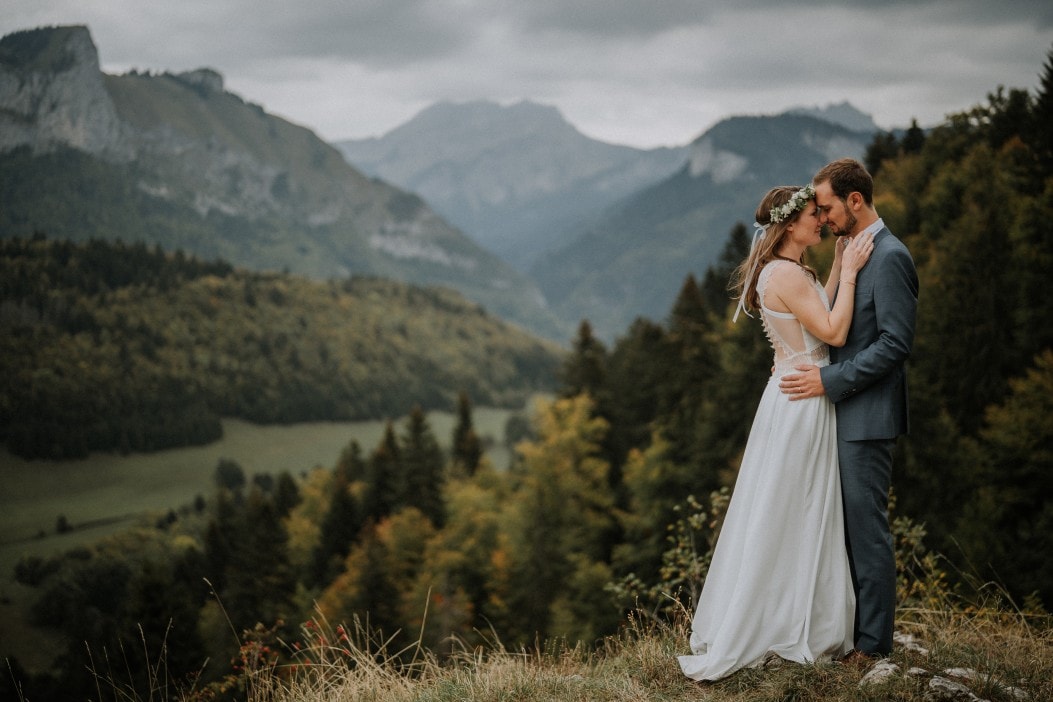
[678,371,855,681]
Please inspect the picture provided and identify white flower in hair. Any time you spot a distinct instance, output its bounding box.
[769,184,815,224]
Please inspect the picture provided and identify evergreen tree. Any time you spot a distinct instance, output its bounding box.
[310,465,363,587]
[224,488,297,633]
[273,470,301,517]
[982,87,1033,150]
[202,489,239,592]
[334,438,368,483]
[123,560,207,682]
[214,458,246,493]
[657,275,720,488]
[317,524,401,639]
[559,320,607,398]
[504,396,615,643]
[400,405,446,527]
[363,422,402,522]
[864,130,899,176]
[701,223,751,317]
[604,317,668,467]
[451,391,483,476]
[1029,44,1053,177]
[901,118,926,154]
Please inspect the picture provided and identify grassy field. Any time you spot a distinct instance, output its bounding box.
[0,407,516,568]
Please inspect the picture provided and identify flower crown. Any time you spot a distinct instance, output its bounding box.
[769,184,815,224]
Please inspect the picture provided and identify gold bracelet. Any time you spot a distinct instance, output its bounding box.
[840,280,856,286]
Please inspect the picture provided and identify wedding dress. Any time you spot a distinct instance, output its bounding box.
[678,260,855,681]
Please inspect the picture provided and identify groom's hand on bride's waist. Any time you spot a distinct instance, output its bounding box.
[779,365,825,401]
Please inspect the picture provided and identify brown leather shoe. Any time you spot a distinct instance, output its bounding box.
[840,650,877,669]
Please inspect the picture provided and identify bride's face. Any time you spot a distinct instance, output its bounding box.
[787,200,821,247]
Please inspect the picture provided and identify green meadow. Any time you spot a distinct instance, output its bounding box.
[0,408,516,586]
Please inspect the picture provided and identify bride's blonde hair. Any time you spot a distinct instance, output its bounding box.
[730,186,817,316]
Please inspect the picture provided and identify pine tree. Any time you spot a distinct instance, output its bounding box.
[363,422,401,522]
[214,458,246,493]
[1030,44,1053,177]
[400,405,446,527]
[310,466,363,587]
[451,391,483,476]
[658,275,719,474]
[224,488,297,633]
[864,130,899,176]
[334,438,368,483]
[701,223,750,317]
[605,317,668,466]
[202,489,239,592]
[273,470,301,517]
[901,118,926,154]
[317,524,401,639]
[559,320,607,399]
[504,396,615,642]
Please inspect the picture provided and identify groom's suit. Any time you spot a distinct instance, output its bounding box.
[820,223,918,655]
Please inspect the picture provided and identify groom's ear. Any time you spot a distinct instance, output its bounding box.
[847,192,864,211]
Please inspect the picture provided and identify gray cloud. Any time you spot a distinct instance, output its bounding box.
[1,1,1051,147]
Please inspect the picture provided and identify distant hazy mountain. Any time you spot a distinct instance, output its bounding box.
[0,26,566,339]
[530,112,876,339]
[336,100,687,270]
[786,101,880,134]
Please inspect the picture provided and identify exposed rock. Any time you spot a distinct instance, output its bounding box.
[858,660,900,688]
[0,25,126,156]
[687,137,749,182]
[925,675,987,702]
[894,631,931,656]
[174,68,224,94]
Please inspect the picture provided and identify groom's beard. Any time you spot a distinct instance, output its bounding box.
[832,210,858,237]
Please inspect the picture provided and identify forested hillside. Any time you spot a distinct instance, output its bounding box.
[0,236,562,459]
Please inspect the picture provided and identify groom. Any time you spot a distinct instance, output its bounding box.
[779,158,918,659]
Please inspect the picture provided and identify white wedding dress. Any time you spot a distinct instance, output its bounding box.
[678,260,855,681]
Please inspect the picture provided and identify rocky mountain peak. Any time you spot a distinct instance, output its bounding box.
[0,25,125,157]
[173,68,225,94]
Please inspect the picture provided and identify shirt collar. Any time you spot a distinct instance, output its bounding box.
[857,218,885,239]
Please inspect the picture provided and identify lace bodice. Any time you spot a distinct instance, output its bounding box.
[757,260,830,375]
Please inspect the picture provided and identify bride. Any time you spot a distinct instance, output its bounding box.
[678,184,874,681]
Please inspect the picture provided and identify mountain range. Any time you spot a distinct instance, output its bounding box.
[1,24,881,344]
[529,113,874,336]
[336,101,687,271]
[343,101,876,338]
[0,25,566,339]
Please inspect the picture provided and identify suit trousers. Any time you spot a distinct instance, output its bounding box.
[837,436,897,655]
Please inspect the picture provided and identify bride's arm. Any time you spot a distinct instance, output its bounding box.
[771,233,874,347]
[824,236,847,301]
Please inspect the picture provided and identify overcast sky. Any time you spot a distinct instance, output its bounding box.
[3,1,1052,148]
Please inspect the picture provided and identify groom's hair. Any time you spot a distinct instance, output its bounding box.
[814,158,873,205]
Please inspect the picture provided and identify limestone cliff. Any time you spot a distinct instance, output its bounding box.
[0,25,126,157]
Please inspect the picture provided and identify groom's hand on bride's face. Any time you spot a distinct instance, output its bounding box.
[779,365,825,401]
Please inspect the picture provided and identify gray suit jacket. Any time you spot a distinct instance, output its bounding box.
[820,226,919,441]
